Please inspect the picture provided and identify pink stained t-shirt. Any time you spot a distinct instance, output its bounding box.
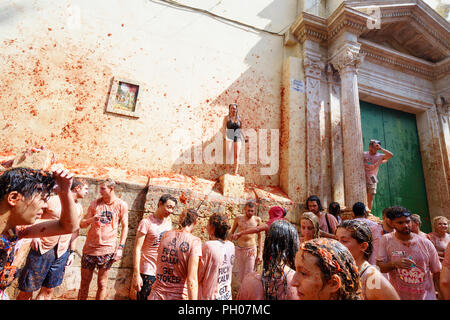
[149,230,202,300]
[377,232,441,300]
[137,214,173,276]
[354,217,383,265]
[363,151,385,184]
[236,269,298,300]
[82,197,128,256]
[319,212,338,234]
[198,240,235,300]
[33,196,83,258]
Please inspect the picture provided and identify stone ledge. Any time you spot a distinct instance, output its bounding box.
[219,174,245,199]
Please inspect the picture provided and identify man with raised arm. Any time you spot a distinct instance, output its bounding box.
[363,139,393,211]
[0,167,79,300]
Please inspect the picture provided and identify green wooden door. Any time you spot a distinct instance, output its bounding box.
[360,101,431,232]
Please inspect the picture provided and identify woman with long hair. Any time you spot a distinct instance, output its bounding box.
[223,103,246,175]
[198,213,235,300]
[336,219,400,300]
[292,238,362,300]
[299,212,320,244]
[236,220,298,300]
[149,208,202,300]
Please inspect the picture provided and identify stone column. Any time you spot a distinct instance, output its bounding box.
[331,45,367,208]
[327,63,345,205]
[303,50,325,197]
[436,96,450,192]
[417,102,450,219]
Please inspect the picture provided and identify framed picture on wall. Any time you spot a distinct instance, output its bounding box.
[106,77,143,118]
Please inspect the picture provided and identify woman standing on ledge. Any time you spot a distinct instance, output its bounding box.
[223,103,246,175]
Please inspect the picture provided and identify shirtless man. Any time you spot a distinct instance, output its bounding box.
[229,201,263,293]
[363,139,394,211]
[231,206,287,239]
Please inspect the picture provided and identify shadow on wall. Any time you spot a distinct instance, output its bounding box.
[0,1,29,25]
[169,0,288,187]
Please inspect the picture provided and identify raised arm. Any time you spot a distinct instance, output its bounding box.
[235,223,269,239]
[380,146,394,162]
[19,168,79,238]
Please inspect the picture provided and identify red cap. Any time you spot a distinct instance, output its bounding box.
[267,206,286,227]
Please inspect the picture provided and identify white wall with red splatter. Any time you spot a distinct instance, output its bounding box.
[0,0,299,186]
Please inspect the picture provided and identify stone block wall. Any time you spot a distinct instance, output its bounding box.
[6,175,296,300]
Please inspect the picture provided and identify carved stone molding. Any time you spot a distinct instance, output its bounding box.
[327,4,369,41]
[303,56,325,79]
[287,2,449,80]
[325,63,340,83]
[290,12,327,44]
[359,39,449,81]
[288,4,370,44]
[330,45,365,73]
[436,96,450,116]
[376,5,448,50]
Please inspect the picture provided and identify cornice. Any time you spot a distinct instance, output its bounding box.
[359,4,449,51]
[289,4,370,44]
[290,12,327,44]
[330,43,365,73]
[359,39,449,81]
[289,2,449,50]
[326,3,371,41]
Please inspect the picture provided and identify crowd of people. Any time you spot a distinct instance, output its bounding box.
[0,165,449,301]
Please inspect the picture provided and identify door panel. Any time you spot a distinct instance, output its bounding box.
[360,101,431,232]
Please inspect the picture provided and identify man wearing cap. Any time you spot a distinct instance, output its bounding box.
[364,139,394,211]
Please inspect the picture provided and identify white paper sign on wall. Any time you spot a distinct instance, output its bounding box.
[290,79,304,93]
